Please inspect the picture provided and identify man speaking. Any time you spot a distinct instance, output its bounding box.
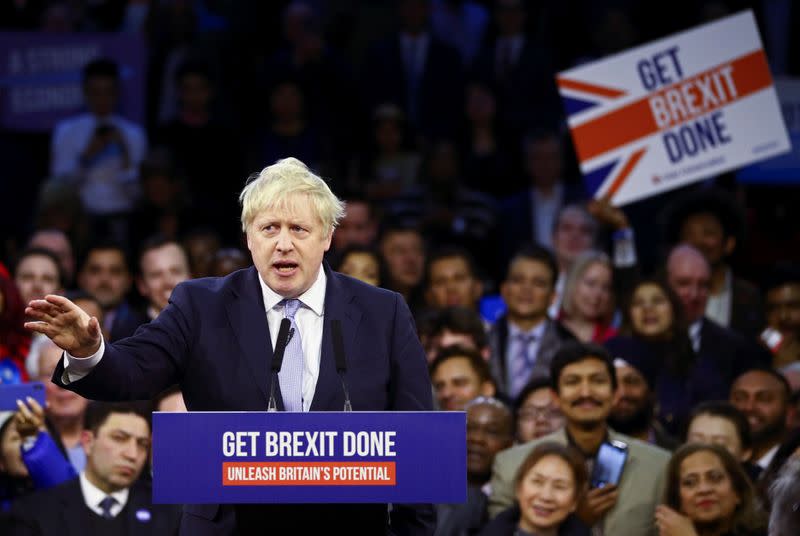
[25,158,435,535]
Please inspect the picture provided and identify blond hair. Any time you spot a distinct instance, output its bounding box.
[239,157,345,235]
[561,249,613,321]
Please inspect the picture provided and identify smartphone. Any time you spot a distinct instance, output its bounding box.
[591,440,629,488]
[0,382,47,411]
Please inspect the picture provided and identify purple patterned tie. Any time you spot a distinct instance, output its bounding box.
[278,299,304,411]
[510,332,537,398]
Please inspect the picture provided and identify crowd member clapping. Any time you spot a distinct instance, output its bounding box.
[657,443,766,536]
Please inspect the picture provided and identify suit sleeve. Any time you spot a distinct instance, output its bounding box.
[387,293,433,411]
[386,293,436,535]
[488,450,516,518]
[52,283,195,400]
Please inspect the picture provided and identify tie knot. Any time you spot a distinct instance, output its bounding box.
[516,332,536,345]
[281,299,302,319]
[99,496,117,518]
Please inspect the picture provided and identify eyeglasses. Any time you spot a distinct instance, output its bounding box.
[517,407,562,420]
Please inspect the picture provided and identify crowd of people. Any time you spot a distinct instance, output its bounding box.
[1,0,800,535]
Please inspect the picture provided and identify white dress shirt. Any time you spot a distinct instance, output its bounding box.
[50,113,147,214]
[689,320,703,353]
[531,183,563,249]
[705,268,732,328]
[258,268,327,411]
[79,471,128,518]
[62,268,328,412]
[756,444,780,470]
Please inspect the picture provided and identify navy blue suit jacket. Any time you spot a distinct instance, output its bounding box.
[9,478,180,536]
[53,264,434,535]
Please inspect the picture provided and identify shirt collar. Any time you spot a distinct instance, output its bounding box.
[79,471,129,513]
[508,319,546,340]
[257,266,327,317]
[756,444,780,470]
[689,319,703,338]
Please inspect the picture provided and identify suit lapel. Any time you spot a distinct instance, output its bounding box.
[61,479,87,536]
[225,267,276,407]
[310,267,361,411]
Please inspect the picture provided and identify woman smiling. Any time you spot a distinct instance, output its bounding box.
[479,442,589,536]
[657,443,766,536]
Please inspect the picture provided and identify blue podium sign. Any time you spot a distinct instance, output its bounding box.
[152,411,466,504]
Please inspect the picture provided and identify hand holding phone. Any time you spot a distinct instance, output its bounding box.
[591,440,629,488]
[576,484,619,527]
[0,382,46,411]
[14,396,47,439]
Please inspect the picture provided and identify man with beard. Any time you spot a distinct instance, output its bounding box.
[434,397,513,536]
[730,368,791,471]
[489,342,670,535]
[605,337,679,451]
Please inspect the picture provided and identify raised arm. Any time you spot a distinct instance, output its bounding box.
[25,294,102,357]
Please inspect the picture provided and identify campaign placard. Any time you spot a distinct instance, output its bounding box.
[0,32,145,131]
[152,412,466,504]
[557,10,791,205]
[738,77,800,184]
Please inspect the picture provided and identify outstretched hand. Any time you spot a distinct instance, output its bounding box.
[25,294,102,358]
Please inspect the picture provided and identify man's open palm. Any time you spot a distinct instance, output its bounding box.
[25,295,102,358]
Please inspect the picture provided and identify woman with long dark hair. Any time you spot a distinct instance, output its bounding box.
[658,443,766,536]
[605,277,729,437]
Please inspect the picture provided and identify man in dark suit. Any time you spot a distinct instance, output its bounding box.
[470,0,561,137]
[10,401,180,536]
[488,244,575,399]
[666,245,771,390]
[665,188,765,338]
[498,131,586,268]
[434,397,512,536]
[26,157,435,535]
[363,0,463,141]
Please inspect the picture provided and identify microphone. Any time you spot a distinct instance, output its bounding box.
[331,320,352,412]
[268,318,292,412]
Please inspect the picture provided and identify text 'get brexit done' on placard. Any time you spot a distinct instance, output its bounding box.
[557,10,791,205]
[151,412,466,504]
